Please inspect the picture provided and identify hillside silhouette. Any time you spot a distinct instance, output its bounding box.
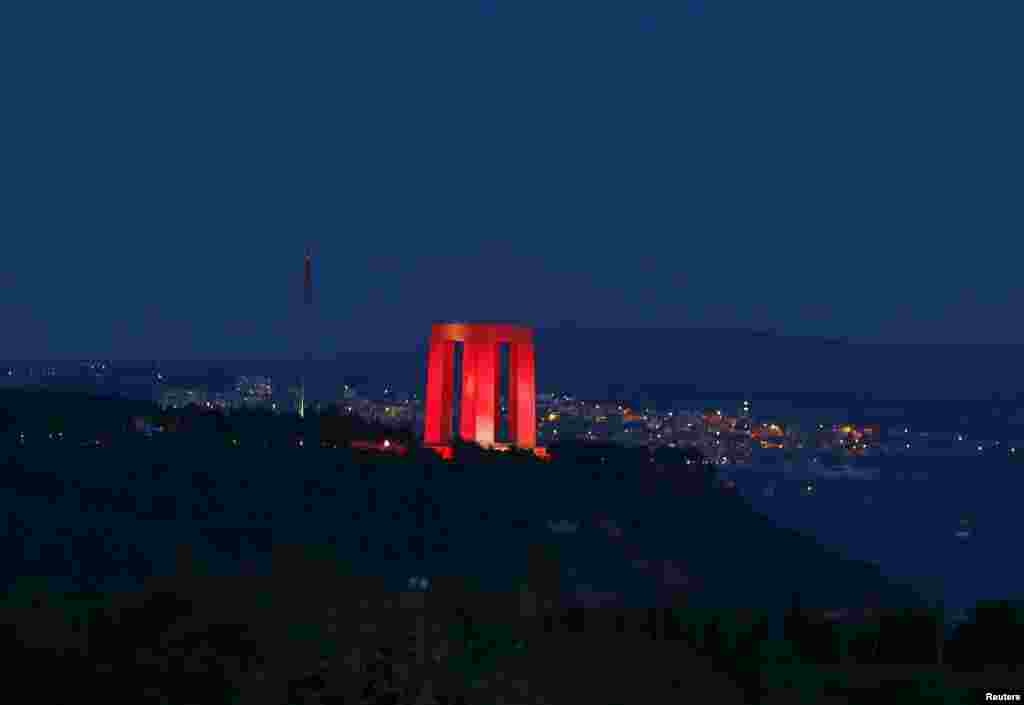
[1,389,1021,702]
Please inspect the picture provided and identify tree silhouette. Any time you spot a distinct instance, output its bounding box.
[946,599,1024,669]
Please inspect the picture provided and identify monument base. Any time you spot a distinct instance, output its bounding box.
[424,444,549,461]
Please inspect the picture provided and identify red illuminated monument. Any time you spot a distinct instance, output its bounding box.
[424,322,543,456]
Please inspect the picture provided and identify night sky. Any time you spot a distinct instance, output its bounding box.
[3,1,1021,360]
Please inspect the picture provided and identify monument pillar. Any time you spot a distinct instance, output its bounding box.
[424,322,536,452]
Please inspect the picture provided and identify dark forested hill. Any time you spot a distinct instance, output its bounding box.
[2,390,1020,703]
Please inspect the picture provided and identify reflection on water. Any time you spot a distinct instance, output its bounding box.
[955,516,973,540]
[726,456,1023,617]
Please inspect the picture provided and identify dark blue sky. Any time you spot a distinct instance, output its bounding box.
[2,1,1021,359]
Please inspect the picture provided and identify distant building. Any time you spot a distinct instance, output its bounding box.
[237,376,273,409]
[287,385,305,414]
[160,387,207,409]
[208,392,236,411]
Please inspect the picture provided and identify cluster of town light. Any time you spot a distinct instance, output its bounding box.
[407,576,430,591]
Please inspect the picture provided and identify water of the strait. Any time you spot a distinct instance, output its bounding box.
[720,453,1024,620]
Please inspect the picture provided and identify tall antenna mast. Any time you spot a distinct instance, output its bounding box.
[303,248,313,306]
[300,248,313,418]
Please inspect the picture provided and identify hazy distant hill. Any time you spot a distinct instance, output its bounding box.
[529,327,1024,400]
[322,326,1024,401]
[9,327,1024,410]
